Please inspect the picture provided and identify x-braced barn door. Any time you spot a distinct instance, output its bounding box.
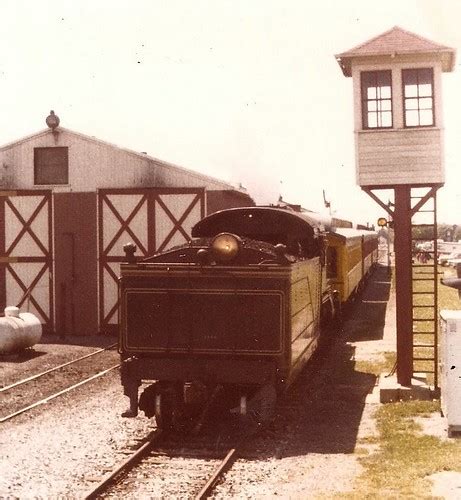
[0,190,54,331]
[98,188,205,334]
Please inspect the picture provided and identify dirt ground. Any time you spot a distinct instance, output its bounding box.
[0,334,115,388]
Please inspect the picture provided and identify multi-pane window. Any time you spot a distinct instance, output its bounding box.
[34,147,69,185]
[361,70,392,129]
[402,68,434,127]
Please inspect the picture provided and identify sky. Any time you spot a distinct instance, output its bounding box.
[0,0,460,225]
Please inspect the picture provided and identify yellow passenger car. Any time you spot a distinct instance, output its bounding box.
[326,228,378,304]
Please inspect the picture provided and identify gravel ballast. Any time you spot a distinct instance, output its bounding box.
[1,371,153,498]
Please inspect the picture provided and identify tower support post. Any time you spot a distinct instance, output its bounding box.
[393,186,413,386]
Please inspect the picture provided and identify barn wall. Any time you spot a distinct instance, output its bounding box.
[54,192,98,336]
[0,129,236,192]
[206,190,255,215]
[0,198,6,312]
[0,127,251,335]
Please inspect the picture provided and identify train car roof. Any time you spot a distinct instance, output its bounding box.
[328,227,377,242]
[192,206,328,239]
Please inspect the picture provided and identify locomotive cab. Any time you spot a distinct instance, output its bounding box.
[119,206,335,429]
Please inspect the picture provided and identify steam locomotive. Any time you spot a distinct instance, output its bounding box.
[118,206,378,429]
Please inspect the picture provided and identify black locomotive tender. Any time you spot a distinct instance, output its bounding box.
[119,206,378,428]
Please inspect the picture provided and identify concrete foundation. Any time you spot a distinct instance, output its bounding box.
[379,374,440,403]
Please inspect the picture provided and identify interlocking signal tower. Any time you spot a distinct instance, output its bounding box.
[336,26,456,386]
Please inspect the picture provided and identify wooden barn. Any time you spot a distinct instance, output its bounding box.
[0,114,254,335]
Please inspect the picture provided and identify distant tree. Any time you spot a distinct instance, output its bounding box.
[412,225,435,242]
[437,223,460,241]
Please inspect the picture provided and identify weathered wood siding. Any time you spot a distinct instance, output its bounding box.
[356,128,444,186]
[0,128,234,192]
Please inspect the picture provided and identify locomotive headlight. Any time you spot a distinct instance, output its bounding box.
[211,233,241,262]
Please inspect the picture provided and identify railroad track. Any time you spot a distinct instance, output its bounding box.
[83,431,240,499]
[0,344,120,423]
[80,333,333,498]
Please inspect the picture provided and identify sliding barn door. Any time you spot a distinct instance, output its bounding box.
[98,188,205,333]
[0,190,53,331]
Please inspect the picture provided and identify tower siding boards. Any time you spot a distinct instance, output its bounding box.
[356,128,443,186]
[0,126,253,335]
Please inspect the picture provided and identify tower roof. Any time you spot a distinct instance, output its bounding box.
[336,26,456,76]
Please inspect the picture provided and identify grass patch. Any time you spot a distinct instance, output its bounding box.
[355,352,396,377]
[347,266,461,497]
[355,400,461,497]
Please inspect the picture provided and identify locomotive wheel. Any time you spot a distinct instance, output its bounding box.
[332,293,342,329]
[154,393,175,430]
[154,384,189,431]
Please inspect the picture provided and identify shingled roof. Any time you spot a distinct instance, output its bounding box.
[336,26,456,76]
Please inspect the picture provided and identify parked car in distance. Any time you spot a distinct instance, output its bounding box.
[447,257,461,268]
[438,252,461,266]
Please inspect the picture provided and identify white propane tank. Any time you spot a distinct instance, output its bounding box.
[0,307,42,353]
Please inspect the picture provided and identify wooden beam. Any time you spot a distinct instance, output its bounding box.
[362,187,394,217]
[410,185,439,216]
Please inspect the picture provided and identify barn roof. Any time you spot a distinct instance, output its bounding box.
[336,26,456,76]
[0,126,241,192]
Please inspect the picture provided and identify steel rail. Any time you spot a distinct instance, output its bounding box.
[0,364,120,423]
[195,448,239,499]
[83,430,163,500]
[0,342,118,393]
